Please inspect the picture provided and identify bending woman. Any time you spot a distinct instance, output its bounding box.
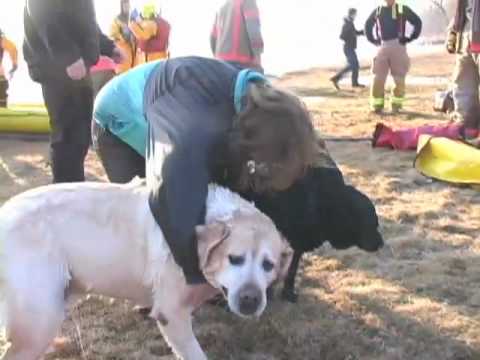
[92,56,317,289]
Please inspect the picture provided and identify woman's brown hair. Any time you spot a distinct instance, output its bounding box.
[227,82,319,193]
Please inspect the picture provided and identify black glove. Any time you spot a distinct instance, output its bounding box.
[399,36,410,45]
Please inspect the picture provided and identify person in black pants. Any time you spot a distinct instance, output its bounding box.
[331,8,365,90]
[23,0,124,183]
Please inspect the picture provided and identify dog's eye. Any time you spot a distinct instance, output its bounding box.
[262,259,274,272]
[228,255,245,266]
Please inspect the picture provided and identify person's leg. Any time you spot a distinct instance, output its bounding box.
[370,46,389,113]
[350,50,362,87]
[92,120,146,183]
[468,53,480,132]
[331,46,353,89]
[0,76,9,108]
[390,44,411,112]
[42,79,94,183]
[452,53,480,129]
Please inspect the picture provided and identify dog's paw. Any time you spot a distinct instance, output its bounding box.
[206,294,229,309]
[281,289,298,303]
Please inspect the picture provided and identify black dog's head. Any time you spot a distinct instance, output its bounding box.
[326,185,384,252]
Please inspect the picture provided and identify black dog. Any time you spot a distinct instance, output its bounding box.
[243,165,384,302]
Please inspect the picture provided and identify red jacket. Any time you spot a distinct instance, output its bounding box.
[137,17,170,53]
[211,0,264,68]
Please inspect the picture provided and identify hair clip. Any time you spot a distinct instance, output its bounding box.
[247,160,256,175]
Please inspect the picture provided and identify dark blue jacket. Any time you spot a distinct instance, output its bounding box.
[144,57,241,283]
[340,17,364,50]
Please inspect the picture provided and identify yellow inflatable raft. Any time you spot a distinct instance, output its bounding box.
[0,108,50,134]
[415,135,480,185]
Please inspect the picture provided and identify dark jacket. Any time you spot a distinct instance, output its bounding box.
[340,17,364,49]
[144,57,241,284]
[23,0,115,84]
[365,4,422,44]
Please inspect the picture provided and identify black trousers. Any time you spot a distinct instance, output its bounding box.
[41,79,94,183]
[0,76,8,108]
[92,121,146,183]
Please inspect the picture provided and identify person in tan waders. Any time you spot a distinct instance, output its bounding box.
[365,0,422,114]
[446,0,480,139]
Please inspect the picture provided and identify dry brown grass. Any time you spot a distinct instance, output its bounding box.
[1,53,480,360]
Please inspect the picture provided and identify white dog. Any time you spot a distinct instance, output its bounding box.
[0,179,292,360]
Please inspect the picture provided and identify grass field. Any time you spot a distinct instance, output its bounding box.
[1,53,480,360]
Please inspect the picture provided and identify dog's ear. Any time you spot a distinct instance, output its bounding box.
[278,236,294,281]
[196,222,231,270]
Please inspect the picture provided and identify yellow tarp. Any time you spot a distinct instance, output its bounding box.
[414,135,480,185]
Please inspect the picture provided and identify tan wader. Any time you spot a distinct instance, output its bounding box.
[370,39,410,112]
[451,33,480,130]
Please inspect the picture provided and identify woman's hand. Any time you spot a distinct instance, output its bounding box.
[66,58,87,80]
[182,283,220,310]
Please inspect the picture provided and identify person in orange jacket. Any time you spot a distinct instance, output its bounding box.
[129,3,171,63]
[110,0,139,73]
[0,29,18,108]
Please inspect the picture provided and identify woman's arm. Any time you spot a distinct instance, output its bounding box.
[145,80,233,283]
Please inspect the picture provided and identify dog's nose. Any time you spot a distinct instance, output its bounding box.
[238,284,262,316]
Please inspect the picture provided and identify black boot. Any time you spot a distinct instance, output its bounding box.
[330,77,340,90]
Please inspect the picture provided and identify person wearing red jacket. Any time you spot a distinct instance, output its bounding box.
[211,0,264,72]
[129,3,171,63]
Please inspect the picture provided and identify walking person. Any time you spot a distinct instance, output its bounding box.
[365,0,422,114]
[330,8,365,90]
[210,0,264,72]
[0,29,18,108]
[23,0,124,183]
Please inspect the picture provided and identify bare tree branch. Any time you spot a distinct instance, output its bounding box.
[430,0,448,18]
